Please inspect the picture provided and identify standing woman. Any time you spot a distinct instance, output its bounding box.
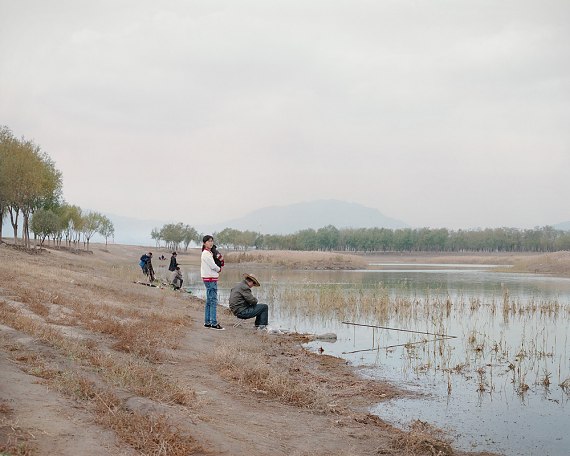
[201,235,224,330]
[168,251,178,284]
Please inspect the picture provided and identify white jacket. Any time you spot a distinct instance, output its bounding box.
[201,249,221,279]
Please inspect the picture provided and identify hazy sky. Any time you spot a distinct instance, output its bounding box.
[1,0,568,230]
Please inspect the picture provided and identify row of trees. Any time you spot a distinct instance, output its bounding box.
[208,225,570,253]
[151,223,199,252]
[1,126,114,249]
[31,205,114,248]
[0,126,62,247]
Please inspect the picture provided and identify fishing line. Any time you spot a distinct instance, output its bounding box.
[342,336,454,355]
[342,321,457,339]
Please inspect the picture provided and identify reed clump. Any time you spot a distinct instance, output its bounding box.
[270,281,570,402]
[391,419,453,456]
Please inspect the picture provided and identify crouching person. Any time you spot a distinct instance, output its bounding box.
[229,273,268,329]
[172,266,184,290]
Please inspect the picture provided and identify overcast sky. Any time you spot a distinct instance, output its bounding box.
[1,0,568,230]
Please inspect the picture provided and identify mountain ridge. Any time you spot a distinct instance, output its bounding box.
[197,199,408,234]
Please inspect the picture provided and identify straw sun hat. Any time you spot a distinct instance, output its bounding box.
[243,273,260,287]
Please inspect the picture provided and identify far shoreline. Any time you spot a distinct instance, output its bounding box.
[2,237,569,277]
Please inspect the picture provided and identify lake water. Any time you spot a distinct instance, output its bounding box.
[184,264,570,456]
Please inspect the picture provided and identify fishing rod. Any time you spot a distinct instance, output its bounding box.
[342,321,457,339]
[342,336,454,355]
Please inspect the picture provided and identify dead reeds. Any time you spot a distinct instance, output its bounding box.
[224,249,368,270]
[391,419,453,456]
[267,279,569,402]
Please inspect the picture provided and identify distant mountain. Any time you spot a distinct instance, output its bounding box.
[200,199,409,235]
[554,221,570,231]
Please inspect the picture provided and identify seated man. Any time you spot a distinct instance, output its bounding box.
[172,266,184,290]
[229,273,269,329]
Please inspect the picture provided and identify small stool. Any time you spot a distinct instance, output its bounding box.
[221,306,243,328]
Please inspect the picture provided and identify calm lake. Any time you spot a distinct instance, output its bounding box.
[184,263,570,456]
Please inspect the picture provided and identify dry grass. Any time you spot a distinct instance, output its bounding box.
[53,373,202,455]
[211,339,328,410]
[0,242,192,366]
[225,249,368,270]
[10,350,203,456]
[391,419,453,456]
[0,401,36,456]
[501,251,570,277]
[98,399,203,456]
[0,302,195,406]
[52,297,190,362]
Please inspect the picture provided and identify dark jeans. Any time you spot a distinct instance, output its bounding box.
[236,304,269,327]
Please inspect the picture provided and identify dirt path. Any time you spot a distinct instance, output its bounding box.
[0,242,498,455]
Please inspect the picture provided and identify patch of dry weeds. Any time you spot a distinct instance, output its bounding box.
[6,343,202,456]
[211,339,329,410]
[391,420,453,456]
[0,401,36,456]
[0,302,195,405]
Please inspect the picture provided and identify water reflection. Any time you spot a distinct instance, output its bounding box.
[186,265,570,456]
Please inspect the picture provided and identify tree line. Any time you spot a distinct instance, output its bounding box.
[200,225,570,253]
[151,223,199,252]
[0,126,114,249]
[150,225,260,252]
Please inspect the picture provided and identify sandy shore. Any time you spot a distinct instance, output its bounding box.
[0,241,506,455]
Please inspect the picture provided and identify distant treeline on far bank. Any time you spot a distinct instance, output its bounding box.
[154,224,570,253]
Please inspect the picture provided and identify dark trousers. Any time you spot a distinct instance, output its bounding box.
[236,304,269,326]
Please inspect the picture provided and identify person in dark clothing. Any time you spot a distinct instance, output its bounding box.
[168,252,178,272]
[229,273,269,329]
[139,252,155,282]
[172,266,184,290]
[139,252,151,273]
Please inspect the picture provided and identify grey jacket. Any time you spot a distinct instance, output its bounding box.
[229,280,258,315]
